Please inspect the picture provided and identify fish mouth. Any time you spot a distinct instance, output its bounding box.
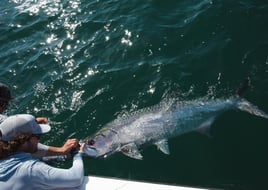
[82,144,99,158]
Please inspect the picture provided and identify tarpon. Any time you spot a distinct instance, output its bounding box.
[82,79,268,160]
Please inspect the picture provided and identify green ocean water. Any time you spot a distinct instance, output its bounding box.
[1,0,268,189]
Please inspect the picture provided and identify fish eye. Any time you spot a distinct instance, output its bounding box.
[87,139,95,145]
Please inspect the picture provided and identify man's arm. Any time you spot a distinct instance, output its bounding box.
[31,149,84,189]
[33,139,79,158]
[46,139,79,156]
[34,117,80,157]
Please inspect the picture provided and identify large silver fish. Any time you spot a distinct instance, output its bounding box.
[82,80,268,160]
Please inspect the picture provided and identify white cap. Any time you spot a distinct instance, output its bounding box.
[0,114,51,141]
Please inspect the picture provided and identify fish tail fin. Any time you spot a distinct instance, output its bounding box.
[233,77,268,119]
[237,99,268,119]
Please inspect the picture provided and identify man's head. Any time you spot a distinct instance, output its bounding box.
[0,83,15,113]
[0,114,51,156]
[0,114,51,141]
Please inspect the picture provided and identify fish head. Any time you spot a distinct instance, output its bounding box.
[83,128,119,158]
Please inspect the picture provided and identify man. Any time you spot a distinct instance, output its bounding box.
[0,82,78,157]
[0,114,84,189]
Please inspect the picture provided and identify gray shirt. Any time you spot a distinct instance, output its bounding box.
[0,152,84,190]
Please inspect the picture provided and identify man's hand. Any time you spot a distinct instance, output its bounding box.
[60,139,80,154]
[46,139,80,156]
[36,117,48,124]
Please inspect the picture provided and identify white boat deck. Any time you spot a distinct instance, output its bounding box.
[80,176,206,190]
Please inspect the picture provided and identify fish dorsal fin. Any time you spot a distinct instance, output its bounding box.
[155,139,170,155]
[120,143,143,160]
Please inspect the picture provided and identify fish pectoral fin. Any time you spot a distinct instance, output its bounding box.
[120,143,143,160]
[155,139,170,155]
[196,117,215,138]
